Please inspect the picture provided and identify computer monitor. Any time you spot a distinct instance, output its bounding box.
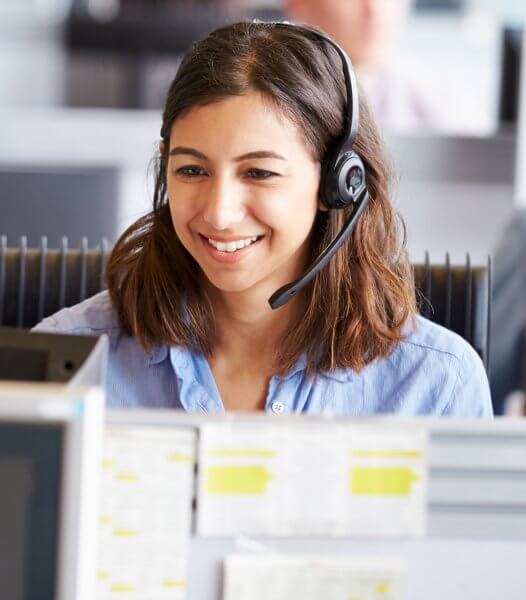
[0,384,104,600]
[0,328,100,383]
[0,165,119,248]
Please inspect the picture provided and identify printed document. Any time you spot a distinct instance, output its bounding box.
[223,554,407,600]
[97,426,196,599]
[197,422,427,537]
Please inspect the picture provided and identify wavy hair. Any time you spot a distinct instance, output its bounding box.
[106,21,416,375]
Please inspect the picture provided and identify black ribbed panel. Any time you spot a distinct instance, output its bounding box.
[0,239,491,371]
[0,237,109,329]
[414,253,491,371]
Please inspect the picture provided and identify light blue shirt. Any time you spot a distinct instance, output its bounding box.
[33,291,493,417]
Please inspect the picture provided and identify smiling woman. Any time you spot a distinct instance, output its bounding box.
[33,21,492,417]
[165,93,320,303]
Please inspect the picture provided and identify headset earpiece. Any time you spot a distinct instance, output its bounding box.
[320,149,367,209]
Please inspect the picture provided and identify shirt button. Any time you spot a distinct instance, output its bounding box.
[271,401,285,414]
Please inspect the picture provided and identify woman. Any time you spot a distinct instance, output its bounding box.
[34,21,492,416]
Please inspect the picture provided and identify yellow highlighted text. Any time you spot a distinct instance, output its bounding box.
[352,450,422,459]
[167,453,194,463]
[207,465,273,494]
[113,528,138,538]
[98,514,112,525]
[375,581,390,594]
[161,579,186,589]
[350,467,419,496]
[115,472,140,482]
[110,584,135,593]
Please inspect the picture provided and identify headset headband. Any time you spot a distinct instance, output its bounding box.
[266,22,359,151]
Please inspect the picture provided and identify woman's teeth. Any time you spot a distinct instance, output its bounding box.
[207,236,259,252]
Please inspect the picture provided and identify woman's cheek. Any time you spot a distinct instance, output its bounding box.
[169,193,196,226]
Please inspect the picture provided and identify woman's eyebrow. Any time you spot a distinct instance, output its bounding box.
[169,147,287,162]
[234,150,287,162]
[169,146,208,160]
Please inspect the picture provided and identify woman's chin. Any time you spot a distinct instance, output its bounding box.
[202,273,263,296]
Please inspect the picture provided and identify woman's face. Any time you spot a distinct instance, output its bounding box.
[166,91,322,301]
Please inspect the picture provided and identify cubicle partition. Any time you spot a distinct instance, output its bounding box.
[387,132,516,263]
[0,384,105,600]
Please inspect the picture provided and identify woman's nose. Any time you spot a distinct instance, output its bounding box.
[202,176,246,230]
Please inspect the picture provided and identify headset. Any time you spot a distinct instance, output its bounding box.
[267,23,370,309]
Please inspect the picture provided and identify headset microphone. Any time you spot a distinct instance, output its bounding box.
[269,188,368,309]
[268,23,370,310]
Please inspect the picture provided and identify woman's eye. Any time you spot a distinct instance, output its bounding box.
[245,168,278,180]
[175,165,207,177]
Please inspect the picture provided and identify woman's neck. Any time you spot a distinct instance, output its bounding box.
[208,286,297,366]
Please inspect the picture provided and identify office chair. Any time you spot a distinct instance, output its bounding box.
[0,237,108,330]
[0,239,491,372]
[414,252,491,372]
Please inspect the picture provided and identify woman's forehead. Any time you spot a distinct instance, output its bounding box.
[168,92,311,159]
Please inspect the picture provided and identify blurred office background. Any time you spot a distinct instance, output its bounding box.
[1,0,523,116]
[0,0,525,413]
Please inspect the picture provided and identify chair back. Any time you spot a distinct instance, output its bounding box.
[414,253,491,371]
[0,240,491,372]
[0,237,108,329]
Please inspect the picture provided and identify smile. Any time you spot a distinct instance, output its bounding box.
[199,234,264,263]
[206,236,262,253]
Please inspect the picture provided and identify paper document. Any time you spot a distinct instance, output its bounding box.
[223,554,407,600]
[97,426,196,599]
[346,427,427,536]
[197,422,427,537]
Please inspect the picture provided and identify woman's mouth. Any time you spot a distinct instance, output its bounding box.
[199,234,265,262]
[206,235,261,252]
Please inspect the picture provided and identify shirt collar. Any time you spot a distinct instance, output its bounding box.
[275,353,307,381]
[148,344,353,383]
[276,353,354,383]
[321,367,354,383]
[148,344,169,365]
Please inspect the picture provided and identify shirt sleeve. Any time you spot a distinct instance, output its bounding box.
[32,313,97,336]
[32,315,61,332]
[442,344,493,417]
[31,292,117,336]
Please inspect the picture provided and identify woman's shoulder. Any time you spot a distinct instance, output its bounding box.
[32,290,120,336]
[401,314,483,362]
[387,314,492,417]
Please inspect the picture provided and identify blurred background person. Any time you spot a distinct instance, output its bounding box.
[283,0,490,134]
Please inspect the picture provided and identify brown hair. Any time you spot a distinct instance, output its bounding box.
[106,21,416,375]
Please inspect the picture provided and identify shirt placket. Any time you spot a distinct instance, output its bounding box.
[264,376,291,415]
